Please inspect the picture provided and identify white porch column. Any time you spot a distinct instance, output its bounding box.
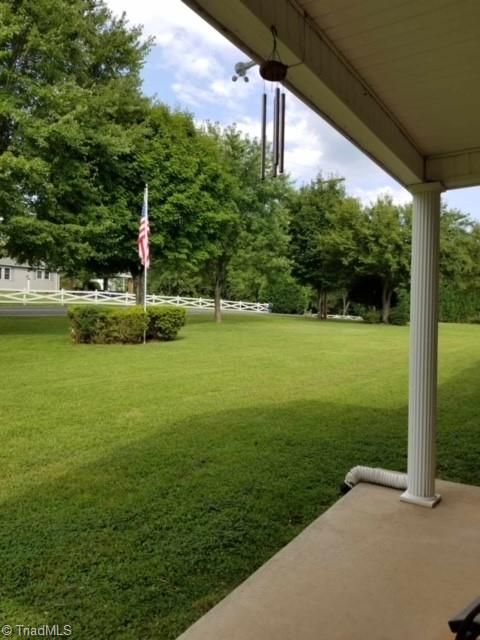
[401,182,443,508]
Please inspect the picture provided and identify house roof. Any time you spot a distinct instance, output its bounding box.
[0,257,53,270]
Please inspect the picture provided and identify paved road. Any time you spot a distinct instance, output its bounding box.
[0,306,67,317]
[0,306,217,317]
[0,306,269,318]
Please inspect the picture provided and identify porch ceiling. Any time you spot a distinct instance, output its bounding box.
[183,0,480,190]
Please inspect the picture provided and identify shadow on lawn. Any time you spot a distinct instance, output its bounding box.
[1,362,479,639]
[0,316,68,336]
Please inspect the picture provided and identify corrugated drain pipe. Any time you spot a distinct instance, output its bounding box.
[341,466,407,494]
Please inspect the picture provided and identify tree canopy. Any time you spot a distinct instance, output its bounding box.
[1,0,150,272]
[2,0,480,324]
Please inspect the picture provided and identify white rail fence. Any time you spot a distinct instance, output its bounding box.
[0,288,270,313]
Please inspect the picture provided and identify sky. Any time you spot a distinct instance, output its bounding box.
[106,0,480,219]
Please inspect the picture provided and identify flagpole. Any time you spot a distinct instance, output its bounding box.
[143,260,147,344]
[143,183,148,344]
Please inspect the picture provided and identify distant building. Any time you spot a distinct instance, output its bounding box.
[92,273,133,292]
[0,257,60,291]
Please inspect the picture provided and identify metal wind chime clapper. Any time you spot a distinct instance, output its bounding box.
[260,27,288,180]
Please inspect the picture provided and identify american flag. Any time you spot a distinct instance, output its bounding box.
[138,185,150,269]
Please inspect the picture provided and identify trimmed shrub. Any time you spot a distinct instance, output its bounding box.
[265,278,308,315]
[97,307,147,344]
[390,288,410,326]
[68,306,147,344]
[147,306,186,341]
[353,304,381,324]
[363,308,382,324]
[439,284,480,323]
[67,305,103,343]
[68,305,186,344]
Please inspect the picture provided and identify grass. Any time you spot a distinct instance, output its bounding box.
[1,313,480,639]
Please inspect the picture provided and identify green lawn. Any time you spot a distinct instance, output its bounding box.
[1,314,480,639]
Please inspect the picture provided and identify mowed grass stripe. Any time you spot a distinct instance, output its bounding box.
[1,314,479,638]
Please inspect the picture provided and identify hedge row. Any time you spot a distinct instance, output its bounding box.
[68,305,186,344]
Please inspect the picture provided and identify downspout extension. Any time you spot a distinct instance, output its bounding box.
[341,466,407,494]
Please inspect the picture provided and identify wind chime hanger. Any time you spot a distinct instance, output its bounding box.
[260,26,287,180]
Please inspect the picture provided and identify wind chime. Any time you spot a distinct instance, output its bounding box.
[259,27,288,180]
[233,28,289,180]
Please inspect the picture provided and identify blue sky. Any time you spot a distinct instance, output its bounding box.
[107,0,480,219]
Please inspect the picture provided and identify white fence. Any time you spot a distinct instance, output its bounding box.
[326,314,363,321]
[0,288,270,313]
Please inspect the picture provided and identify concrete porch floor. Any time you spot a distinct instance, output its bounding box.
[178,480,480,640]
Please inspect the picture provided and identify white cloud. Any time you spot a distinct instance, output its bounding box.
[210,79,237,99]
[286,146,323,171]
[171,82,206,107]
[281,97,324,181]
[234,116,261,140]
[106,0,246,109]
[171,78,251,110]
[191,57,214,78]
[106,0,228,47]
[351,186,412,206]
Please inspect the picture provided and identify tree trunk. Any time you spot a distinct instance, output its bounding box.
[322,290,328,319]
[342,291,350,316]
[317,289,323,320]
[102,276,109,292]
[381,282,392,324]
[214,278,222,323]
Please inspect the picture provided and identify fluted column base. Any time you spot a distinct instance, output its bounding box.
[400,490,441,507]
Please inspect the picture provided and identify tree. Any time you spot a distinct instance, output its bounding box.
[200,130,241,323]
[196,126,260,323]
[227,154,293,304]
[316,194,363,315]
[132,105,218,302]
[289,176,359,319]
[358,197,411,323]
[148,122,294,313]
[133,119,245,320]
[0,0,151,274]
[438,207,480,322]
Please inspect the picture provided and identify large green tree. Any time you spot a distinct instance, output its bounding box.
[227,153,293,304]
[0,0,151,274]
[357,196,411,323]
[198,126,244,323]
[207,127,300,321]
[144,107,237,307]
[438,207,480,322]
[289,176,360,319]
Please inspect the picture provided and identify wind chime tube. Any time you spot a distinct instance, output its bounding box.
[273,86,280,176]
[261,92,267,180]
[279,91,286,174]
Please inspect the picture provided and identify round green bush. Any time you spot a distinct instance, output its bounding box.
[68,305,186,344]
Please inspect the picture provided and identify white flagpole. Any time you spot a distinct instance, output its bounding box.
[143,183,148,344]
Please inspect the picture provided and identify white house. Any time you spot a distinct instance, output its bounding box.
[0,257,60,291]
